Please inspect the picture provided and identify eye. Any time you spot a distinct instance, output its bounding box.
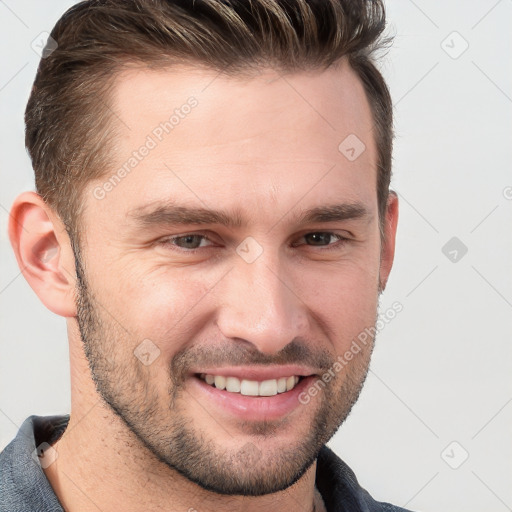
[162,234,214,250]
[295,232,348,249]
[159,231,348,254]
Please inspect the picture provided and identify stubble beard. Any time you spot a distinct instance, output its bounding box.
[72,242,376,496]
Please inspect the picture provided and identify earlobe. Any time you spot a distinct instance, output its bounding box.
[379,191,399,292]
[8,191,77,317]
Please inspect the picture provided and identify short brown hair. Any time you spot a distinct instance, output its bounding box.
[25,0,393,242]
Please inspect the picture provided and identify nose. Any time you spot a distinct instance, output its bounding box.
[215,255,309,355]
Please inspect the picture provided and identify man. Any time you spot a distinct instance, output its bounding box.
[1,0,407,510]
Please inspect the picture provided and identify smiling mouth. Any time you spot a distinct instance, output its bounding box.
[197,373,303,397]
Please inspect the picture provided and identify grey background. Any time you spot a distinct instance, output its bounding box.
[1,1,511,511]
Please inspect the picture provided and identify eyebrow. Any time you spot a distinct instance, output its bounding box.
[128,200,372,230]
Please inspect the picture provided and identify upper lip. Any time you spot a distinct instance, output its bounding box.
[192,365,317,381]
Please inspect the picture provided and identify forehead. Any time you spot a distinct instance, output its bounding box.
[87,61,377,228]
[111,60,374,150]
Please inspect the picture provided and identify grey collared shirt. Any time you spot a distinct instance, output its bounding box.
[0,415,414,512]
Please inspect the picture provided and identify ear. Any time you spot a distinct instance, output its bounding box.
[8,191,77,317]
[379,191,399,292]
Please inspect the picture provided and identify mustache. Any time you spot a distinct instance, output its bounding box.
[169,338,334,385]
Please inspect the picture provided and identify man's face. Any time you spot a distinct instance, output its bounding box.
[74,61,390,495]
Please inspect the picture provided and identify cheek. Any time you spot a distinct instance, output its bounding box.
[292,256,380,347]
[112,266,217,353]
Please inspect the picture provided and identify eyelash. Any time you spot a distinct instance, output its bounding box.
[159,232,349,253]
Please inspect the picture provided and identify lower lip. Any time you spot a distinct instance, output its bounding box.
[189,375,316,422]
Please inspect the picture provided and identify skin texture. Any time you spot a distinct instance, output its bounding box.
[9,59,398,512]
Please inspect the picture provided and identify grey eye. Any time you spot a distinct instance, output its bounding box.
[173,235,206,249]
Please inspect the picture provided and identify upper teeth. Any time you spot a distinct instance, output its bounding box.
[201,374,300,396]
